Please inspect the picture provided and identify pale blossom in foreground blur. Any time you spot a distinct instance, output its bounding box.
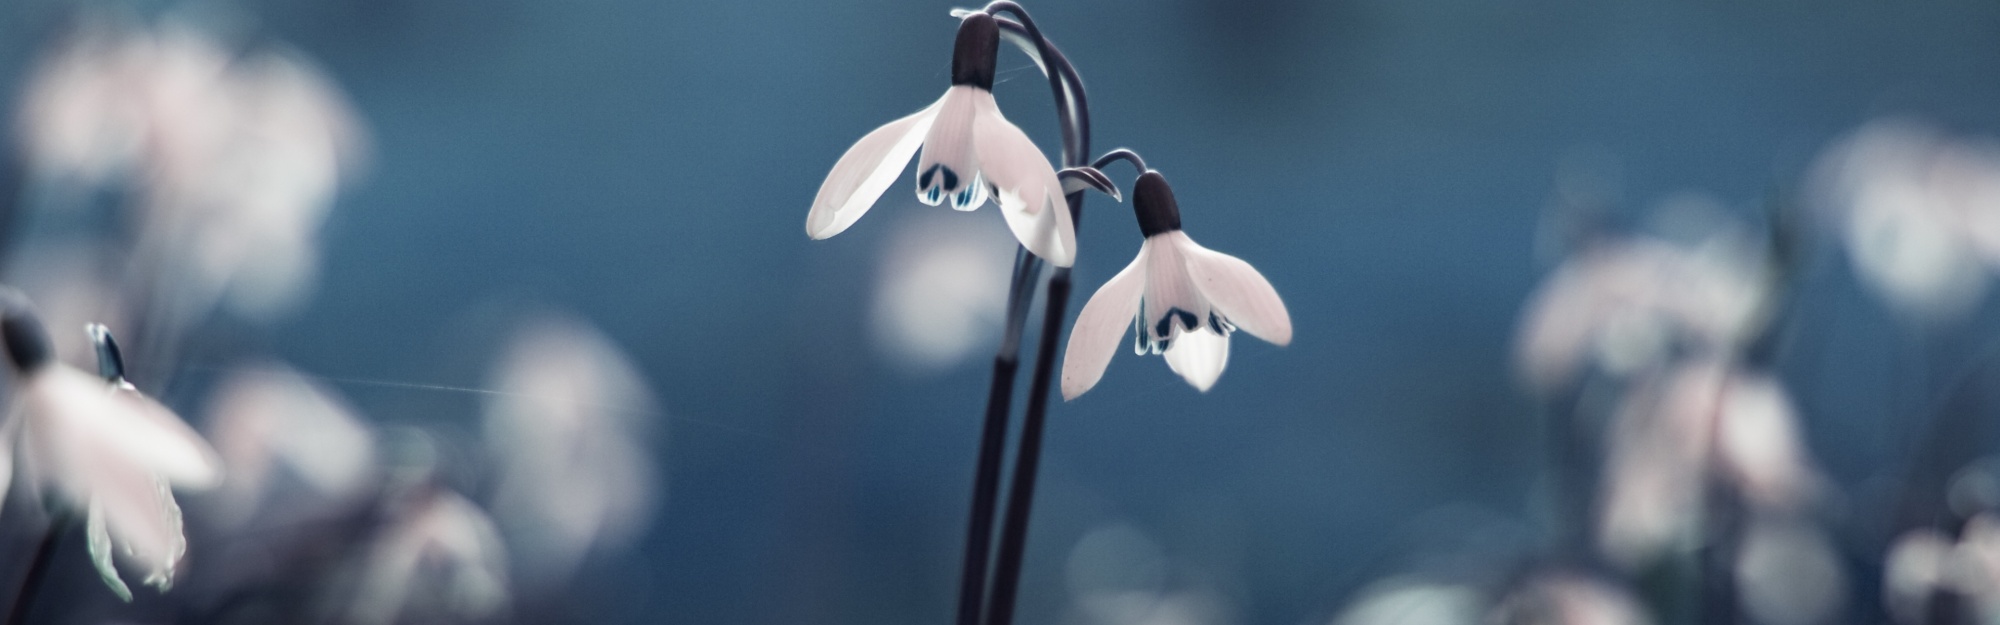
[203,364,375,529]
[1597,361,1825,568]
[871,212,1016,372]
[1514,231,1767,392]
[1810,119,2000,321]
[16,15,366,322]
[346,489,509,625]
[485,316,659,582]
[0,317,222,600]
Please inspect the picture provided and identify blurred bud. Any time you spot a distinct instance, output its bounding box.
[1735,517,1846,625]
[1067,523,1171,624]
[485,315,659,584]
[202,363,375,529]
[1885,528,1953,624]
[1809,119,2000,322]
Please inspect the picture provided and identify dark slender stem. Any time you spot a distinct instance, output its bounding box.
[963,6,1094,624]
[8,514,72,625]
[1090,149,1147,174]
[985,258,1074,625]
[954,249,1040,625]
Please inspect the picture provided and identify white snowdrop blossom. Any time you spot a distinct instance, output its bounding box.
[807,13,1076,267]
[347,490,510,625]
[1597,361,1825,568]
[1809,119,2000,321]
[1061,171,1291,398]
[1514,232,1767,392]
[484,316,660,583]
[0,316,221,601]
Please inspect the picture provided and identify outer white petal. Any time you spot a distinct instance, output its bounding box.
[915,86,985,209]
[33,367,222,489]
[1162,327,1230,392]
[1173,232,1291,346]
[1061,251,1148,400]
[806,95,943,239]
[971,91,1075,267]
[87,498,134,602]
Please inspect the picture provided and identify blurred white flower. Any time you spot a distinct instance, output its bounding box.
[1515,231,1767,392]
[1597,361,1824,567]
[347,490,509,625]
[203,363,375,528]
[1489,572,1652,625]
[807,12,1076,266]
[15,15,365,323]
[485,315,658,583]
[1061,171,1292,398]
[0,316,221,600]
[1810,119,2000,321]
[871,212,1017,372]
[1888,513,2000,624]
[1735,516,1846,625]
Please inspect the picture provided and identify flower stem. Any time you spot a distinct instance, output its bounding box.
[985,257,1074,625]
[955,248,1040,625]
[966,5,1092,625]
[7,513,73,625]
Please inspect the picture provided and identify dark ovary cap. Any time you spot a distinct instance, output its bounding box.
[1132,171,1183,237]
[951,13,1000,90]
[1,306,51,373]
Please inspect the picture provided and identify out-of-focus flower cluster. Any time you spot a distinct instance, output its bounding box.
[16,10,365,346]
[0,12,664,625]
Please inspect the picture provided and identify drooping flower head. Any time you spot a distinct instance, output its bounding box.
[1061,171,1291,398]
[0,304,221,601]
[807,12,1077,266]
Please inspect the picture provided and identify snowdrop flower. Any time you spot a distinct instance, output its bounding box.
[1061,171,1291,398]
[807,13,1077,267]
[0,314,222,600]
[485,316,658,583]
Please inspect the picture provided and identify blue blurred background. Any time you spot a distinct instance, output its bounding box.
[3,1,1999,623]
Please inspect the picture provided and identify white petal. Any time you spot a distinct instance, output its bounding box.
[1061,251,1148,400]
[915,86,986,209]
[1138,235,1206,349]
[1162,327,1230,392]
[86,498,133,602]
[33,367,223,489]
[807,95,943,239]
[1175,232,1291,346]
[971,91,1076,267]
[0,419,15,516]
